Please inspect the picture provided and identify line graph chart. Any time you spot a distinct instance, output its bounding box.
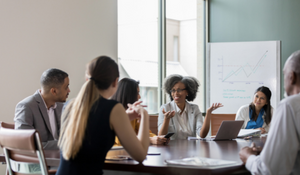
[220,50,268,83]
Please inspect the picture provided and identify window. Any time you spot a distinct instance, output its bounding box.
[165,0,204,110]
[118,0,205,113]
[173,36,179,61]
[118,0,159,114]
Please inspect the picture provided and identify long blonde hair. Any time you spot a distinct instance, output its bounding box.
[58,56,119,160]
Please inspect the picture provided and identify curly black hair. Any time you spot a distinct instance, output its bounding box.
[163,74,199,102]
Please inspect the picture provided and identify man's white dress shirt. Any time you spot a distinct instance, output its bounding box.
[246,93,300,175]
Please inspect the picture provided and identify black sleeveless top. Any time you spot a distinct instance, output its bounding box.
[57,97,118,175]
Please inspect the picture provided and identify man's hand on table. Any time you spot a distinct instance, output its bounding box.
[239,143,262,164]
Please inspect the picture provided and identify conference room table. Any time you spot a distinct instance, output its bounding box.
[0,137,267,175]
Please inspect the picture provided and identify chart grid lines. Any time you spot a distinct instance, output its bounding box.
[221,50,268,83]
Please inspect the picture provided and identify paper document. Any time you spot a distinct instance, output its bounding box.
[261,133,268,137]
[187,137,200,140]
[237,129,261,137]
[165,157,239,167]
[188,136,216,141]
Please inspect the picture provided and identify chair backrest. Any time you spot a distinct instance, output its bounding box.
[211,114,236,136]
[0,122,15,129]
[0,128,49,175]
[149,115,158,135]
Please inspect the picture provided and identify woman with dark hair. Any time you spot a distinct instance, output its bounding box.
[57,56,149,175]
[158,74,223,139]
[235,86,273,134]
[112,78,169,145]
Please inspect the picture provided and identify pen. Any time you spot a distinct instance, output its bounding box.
[147,152,161,155]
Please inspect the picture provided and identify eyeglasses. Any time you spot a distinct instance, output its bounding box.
[170,89,186,94]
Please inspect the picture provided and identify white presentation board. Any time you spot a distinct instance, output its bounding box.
[207,41,280,114]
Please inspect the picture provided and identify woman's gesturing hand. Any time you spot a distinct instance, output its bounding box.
[207,103,224,113]
[126,101,146,121]
[162,108,175,120]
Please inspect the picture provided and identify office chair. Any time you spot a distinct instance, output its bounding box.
[0,128,56,175]
[0,121,15,129]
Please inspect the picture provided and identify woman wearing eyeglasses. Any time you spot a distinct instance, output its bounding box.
[158,74,223,140]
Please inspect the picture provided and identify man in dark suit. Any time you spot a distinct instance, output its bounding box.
[14,68,70,150]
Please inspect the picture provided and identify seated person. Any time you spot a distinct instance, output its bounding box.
[235,86,273,134]
[158,74,223,139]
[239,50,300,175]
[112,78,169,145]
[14,68,70,150]
[57,56,149,175]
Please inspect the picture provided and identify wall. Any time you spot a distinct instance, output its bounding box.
[209,0,300,97]
[0,0,117,173]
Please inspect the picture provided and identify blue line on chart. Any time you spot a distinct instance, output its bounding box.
[222,51,268,82]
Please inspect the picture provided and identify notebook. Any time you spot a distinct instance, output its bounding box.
[237,129,261,137]
[165,157,240,167]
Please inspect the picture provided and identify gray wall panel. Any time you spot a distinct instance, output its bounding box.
[209,0,300,97]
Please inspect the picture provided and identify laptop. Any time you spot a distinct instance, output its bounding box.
[203,120,244,141]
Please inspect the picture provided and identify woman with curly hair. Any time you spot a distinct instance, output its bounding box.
[158,74,223,139]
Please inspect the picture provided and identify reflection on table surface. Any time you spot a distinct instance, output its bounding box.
[1,137,266,174]
[106,137,266,166]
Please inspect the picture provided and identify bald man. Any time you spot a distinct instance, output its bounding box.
[239,50,300,175]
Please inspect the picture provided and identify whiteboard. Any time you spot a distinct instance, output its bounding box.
[207,41,280,114]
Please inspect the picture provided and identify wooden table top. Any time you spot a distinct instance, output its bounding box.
[0,137,267,175]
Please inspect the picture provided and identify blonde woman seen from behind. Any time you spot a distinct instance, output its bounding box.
[57,56,149,175]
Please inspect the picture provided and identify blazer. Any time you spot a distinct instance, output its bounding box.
[158,101,203,140]
[235,104,273,133]
[14,90,63,150]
